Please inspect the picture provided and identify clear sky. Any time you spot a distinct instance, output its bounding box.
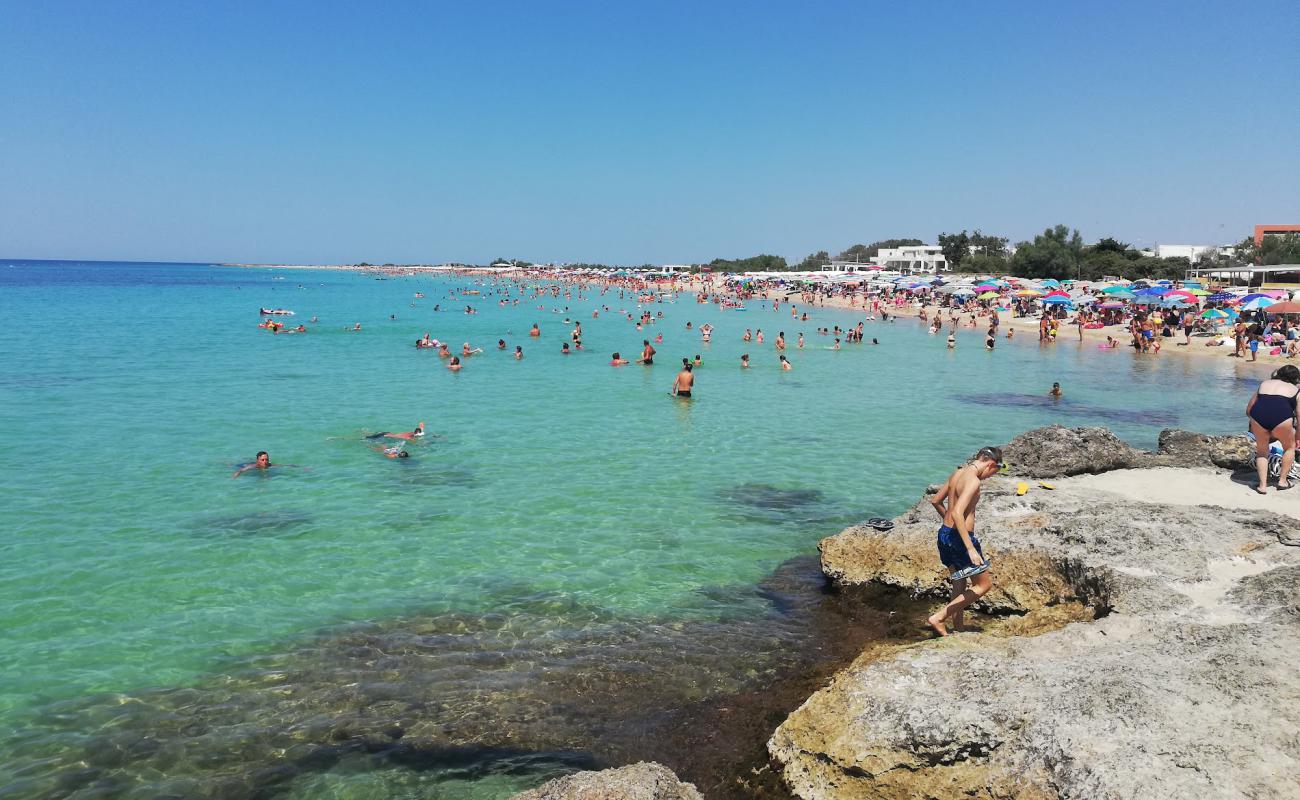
[2,1,1296,265]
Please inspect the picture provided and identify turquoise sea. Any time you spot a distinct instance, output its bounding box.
[0,260,1263,798]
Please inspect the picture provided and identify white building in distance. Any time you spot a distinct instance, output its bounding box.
[876,245,949,274]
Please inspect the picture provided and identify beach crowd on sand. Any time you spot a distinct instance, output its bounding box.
[707,270,1300,362]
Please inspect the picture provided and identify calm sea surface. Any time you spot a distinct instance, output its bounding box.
[0,260,1259,798]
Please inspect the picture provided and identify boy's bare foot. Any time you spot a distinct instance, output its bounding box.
[926,614,950,637]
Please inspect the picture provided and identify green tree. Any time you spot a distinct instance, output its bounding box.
[956,252,1010,275]
[938,231,971,269]
[706,254,789,272]
[1090,237,1130,255]
[940,230,1008,269]
[1010,225,1085,280]
[795,250,831,271]
[1258,233,1300,265]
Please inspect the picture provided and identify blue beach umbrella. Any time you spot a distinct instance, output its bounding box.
[1242,297,1276,311]
[1206,291,1234,302]
[1041,295,1073,305]
[1105,290,1136,301]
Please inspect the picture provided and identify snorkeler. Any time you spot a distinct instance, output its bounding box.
[366,422,425,441]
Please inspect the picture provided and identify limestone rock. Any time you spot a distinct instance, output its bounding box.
[1155,428,1253,469]
[510,762,703,800]
[998,425,1140,477]
[779,462,1300,800]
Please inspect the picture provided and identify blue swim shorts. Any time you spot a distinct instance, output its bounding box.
[937,525,983,572]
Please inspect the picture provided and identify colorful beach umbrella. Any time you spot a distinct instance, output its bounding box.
[1206,292,1235,302]
[1101,286,1133,295]
[1239,293,1272,304]
[1184,288,1210,296]
[1015,289,1042,297]
[1098,302,1126,310]
[1200,308,1230,319]
[1044,289,1071,298]
[1242,297,1277,311]
[1042,296,1073,305]
[978,291,999,299]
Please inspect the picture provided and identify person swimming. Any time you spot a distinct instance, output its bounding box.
[366,422,425,441]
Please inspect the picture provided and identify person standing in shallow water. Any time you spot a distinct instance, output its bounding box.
[926,447,1002,636]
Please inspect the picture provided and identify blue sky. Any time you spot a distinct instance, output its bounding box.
[2,1,1296,265]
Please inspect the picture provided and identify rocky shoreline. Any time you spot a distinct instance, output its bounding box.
[520,426,1300,799]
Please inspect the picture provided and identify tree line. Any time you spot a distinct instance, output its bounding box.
[700,226,1300,280]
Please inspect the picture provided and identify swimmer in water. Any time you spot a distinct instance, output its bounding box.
[610,352,629,366]
[561,342,571,354]
[232,451,273,477]
[366,422,425,441]
[779,354,792,370]
[740,353,750,368]
[372,444,410,459]
[637,340,656,365]
[498,339,507,350]
[447,356,462,371]
[1049,382,1063,398]
[693,355,702,366]
[529,324,540,337]
[797,333,804,349]
[515,345,523,359]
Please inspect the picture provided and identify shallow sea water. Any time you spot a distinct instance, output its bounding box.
[0,261,1263,798]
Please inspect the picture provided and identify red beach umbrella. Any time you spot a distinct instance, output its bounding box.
[1044,290,1070,298]
[1265,301,1300,315]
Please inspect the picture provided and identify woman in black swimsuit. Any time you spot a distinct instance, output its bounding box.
[1246,364,1300,494]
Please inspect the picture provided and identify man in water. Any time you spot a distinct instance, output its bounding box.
[1049,382,1063,398]
[610,352,629,366]
[637,339,656,365]
[372,444,410,459]
[925,446,1002,636]
[367,422,425,441]
[672,363,694,398]
[233,451,272,477]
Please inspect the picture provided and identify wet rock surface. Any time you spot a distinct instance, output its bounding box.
[509,761,702,800]
[774,427,1300,800]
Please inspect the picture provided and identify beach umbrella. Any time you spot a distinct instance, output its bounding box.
[1242,297,1277,311]
[1135,287,1168,297]
[1098,301,1126,310]
[1184,288,1210,296]
[1239,293,1272,304]
[1265,301,1300,315]
[1015,289,1042,297]
[1201,308,1230,319]
[1101,285,1134,295]
[1106,290,1136,300]
[1043,289,1071,298]
[1041,278,1062,287]
[1042,295,1073,305]
[1206,291,1234,302]
[1164,289,1199,301]
[977,291,999,299]
[950,287,977,296]
[974,284,999,292]
[1159,297,1196,309]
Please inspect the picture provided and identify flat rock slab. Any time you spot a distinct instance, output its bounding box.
[775,462,1300,799]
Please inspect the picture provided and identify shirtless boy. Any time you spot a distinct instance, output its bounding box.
[926,447,1002,636]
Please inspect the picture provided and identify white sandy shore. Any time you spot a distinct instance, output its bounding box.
[1067,466,1300,521]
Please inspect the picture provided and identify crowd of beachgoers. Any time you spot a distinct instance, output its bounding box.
[702,270,1300,362]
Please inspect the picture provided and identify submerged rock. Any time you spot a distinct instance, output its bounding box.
[510,761,703,800]
[774,429,1300,800]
